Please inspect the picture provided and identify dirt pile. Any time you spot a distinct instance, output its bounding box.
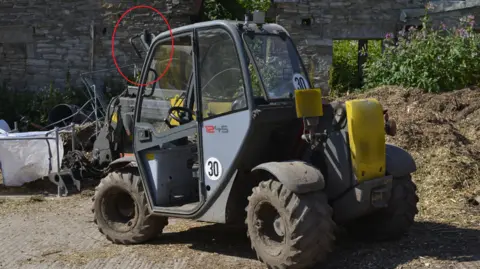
[343,86,480,222]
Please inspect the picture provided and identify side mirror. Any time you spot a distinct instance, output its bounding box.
[129,29,155,59]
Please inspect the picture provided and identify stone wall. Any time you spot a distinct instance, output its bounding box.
[272,0,480,94]
[0,0,200,90]
[1,0,479,94]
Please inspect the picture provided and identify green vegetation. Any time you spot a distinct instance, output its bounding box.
[201,0,245,20]
[364,14,479,93]
[330,13,479,94]
[236,0,271,12]
[329,40,382,95]
[0,73,126,130]
[0,83,83,128]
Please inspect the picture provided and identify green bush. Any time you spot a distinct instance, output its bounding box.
[202,0,235,20]
[0,83,88,130]
[329,40,382,95]
[364,14,480,92]
[236,0,270,12]
[0,75,126,131]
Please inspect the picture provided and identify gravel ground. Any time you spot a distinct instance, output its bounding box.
[0,193,478,269]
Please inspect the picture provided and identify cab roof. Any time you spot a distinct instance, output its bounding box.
[153,20,290,42]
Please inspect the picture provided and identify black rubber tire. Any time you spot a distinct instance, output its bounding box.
[92,169,168,244]
[246,180,336,269]
[346,175,419,242]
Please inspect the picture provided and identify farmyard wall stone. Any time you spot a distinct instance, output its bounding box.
[0,0,479,94]
[0,0,199,90]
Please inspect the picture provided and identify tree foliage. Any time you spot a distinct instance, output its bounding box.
[328,40,382,94]
[236,0,271,12]
[202,0,237,20]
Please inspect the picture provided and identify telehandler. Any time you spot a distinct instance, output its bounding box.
[91,13,419,269]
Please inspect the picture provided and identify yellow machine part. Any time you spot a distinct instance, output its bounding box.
[111,112,118,123]
[169,95,231,126]
[169,95,188,126]
[205,102,232,116]
[294,89,323,118]
[146,153,155,161]
[345,98,386,182]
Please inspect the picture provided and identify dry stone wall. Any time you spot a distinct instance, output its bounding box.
[0,0,199,90]
[0,0,479,94]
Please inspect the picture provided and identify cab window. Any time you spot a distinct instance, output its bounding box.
[139,33,193,132]
[197,28,246,119]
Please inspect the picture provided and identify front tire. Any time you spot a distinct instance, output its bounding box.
[346,175,419,241]
[92,169,168,244]
[246,180,336,269]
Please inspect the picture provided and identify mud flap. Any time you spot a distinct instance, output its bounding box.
[332,175,393,224]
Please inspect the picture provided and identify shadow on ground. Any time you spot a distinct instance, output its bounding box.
[151,221,480,268]
[322,221,480,269]
[152,223,256,260]
[0,177,99,196]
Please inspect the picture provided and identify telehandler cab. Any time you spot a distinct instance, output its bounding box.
[92,14,419,269]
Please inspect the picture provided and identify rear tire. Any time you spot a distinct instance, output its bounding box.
[246,180,336,269]
[92,169,168,244]
[346,175,419,241]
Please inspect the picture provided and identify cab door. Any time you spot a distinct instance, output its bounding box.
[133,30,202,212]
[195,26,251,202]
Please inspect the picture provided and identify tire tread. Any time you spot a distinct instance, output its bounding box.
[92,169,168,245]
[347,175,419,241]
[246,179,336,269]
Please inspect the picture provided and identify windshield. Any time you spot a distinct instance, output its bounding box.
[244,33,309,100]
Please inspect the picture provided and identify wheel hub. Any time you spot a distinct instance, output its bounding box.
[253,202,286,257]
[117,199,135,218]
[101,187,138,233]
[273,216,285,236]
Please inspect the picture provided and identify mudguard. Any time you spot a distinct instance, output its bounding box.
[107,156,138,171]
[252,161,325,194]
[386,144,417,177]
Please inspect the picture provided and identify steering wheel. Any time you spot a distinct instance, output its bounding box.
[201,67,241,94]
[165,106,194,128]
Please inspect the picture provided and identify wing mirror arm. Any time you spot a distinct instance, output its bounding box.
[140,29,154,50]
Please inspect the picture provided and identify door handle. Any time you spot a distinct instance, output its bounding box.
[138,128,151,142]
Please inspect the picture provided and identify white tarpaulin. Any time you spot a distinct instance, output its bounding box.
[0,119,10,133]
[0,130,64,186]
